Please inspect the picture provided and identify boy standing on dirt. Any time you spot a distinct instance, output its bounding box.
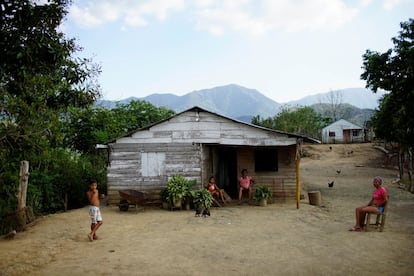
[87,179,103,241]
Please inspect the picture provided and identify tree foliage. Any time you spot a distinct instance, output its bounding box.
[252,106,326,139]
[64,100,175,154]
[361,18,414,191]
[0,0,101,160]
[0,1,176,225]
[361,19,414,148]
[0,0,101,218]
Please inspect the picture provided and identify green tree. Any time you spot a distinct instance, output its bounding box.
[252,106,326,139]
[65,100,175,154]
[111,100,175,135]
[64,107,118,154]
[361,18,414,192]
[0,0,101,218]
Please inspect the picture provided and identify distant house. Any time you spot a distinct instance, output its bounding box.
[321,119,364,143]
[104,106,319,205]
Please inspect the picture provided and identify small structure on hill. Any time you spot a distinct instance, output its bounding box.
[321,119,364,144]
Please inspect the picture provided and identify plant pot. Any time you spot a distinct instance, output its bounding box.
[259,199,267,207]
[172,198,182,208]
[162,201,170,210]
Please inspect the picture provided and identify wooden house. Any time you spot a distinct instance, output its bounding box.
[104,106,319,205]
[321,119,364,144]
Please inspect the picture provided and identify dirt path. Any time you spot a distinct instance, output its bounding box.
[1,143,413,276]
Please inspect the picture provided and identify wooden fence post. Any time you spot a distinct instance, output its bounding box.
[16,160,29,229]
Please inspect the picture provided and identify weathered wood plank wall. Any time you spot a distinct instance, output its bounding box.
[107,143,203,205]
[106,109,300,205]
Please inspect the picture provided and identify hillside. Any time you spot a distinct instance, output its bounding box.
[286,87,386,109]
[96,84,384,125]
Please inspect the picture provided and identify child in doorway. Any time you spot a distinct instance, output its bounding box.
[207,176,226,204]
[238,169,255,202]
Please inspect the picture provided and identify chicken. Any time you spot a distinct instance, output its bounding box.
[4,230,16,239]
[202,209,210,217]
[195,207,203,217]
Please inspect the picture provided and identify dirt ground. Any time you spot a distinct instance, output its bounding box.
[1,143,414,276]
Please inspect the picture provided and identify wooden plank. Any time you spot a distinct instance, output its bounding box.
[223,190,233,202]
[212,197,222,207]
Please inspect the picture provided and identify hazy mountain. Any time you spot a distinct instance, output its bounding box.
[147,84,281,118]
[96,84,385,124]
[285,87,386,109]
[97,84,281,119]
[311,103,376,127]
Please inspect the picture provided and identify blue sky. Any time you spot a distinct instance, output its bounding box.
[63,0,414,103]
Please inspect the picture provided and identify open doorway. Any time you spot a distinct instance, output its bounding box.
[217,147,238,199]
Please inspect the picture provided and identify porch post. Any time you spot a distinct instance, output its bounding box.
[296,139,302,209]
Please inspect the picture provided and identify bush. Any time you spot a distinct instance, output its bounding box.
[166,175,195,203]
[192,189,214,209]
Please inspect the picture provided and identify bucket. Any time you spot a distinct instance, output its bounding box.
[308,191,321,206]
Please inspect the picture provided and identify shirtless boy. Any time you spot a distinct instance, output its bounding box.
[86,179,103,241]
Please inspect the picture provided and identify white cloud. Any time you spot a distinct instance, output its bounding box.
[69,5,103,28]
[193,0,359,35]
[68,0,185,29]
[356,0,412,10]
[68,0,358,33]
[359,0,373,7]
[383,0,402,10]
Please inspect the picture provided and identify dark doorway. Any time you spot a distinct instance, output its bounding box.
[217,147,238,199]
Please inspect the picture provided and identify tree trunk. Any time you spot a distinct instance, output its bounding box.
[408,147,413,193]
[398,148,404,179]
[16,161,29,230]
[17,161,29,209]
[63,192,68,211]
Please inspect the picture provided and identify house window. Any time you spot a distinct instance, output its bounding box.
[352,130,359,136]
[141,152,165,177]
[329,131,335,137]
[254,149,278,172]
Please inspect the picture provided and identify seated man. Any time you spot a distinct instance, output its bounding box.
[207,176,226,204]
[238,169,255,201]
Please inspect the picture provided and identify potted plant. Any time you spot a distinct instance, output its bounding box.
[253,185,272,206]
[183,179,196,210]
[166,175,192,209]
[192,189,214,216]
[160,188,170,210]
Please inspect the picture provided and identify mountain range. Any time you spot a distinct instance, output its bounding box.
[96,84,386,125]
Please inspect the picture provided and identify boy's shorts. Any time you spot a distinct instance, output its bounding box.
[89,206,102,224]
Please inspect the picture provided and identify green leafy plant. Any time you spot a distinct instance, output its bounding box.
[160,188,169,203]
[253,185,272,201]
[183,179,196,202]
[166,175,195,204]
[192,189,214,209]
